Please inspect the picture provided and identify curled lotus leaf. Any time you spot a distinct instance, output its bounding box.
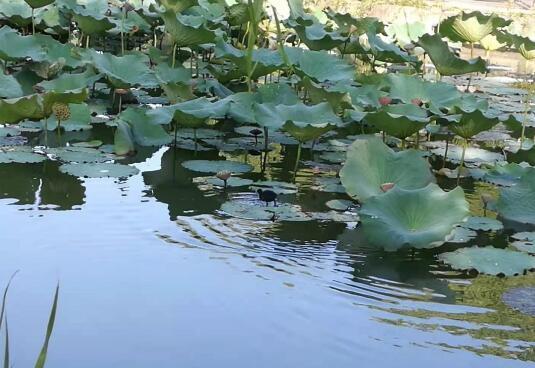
[418,33,487,76]
[148,98,229,127]
[480,162,533,187]
[364,104,429,140]
[160,12,220,48]
[59,162,139,178]
[292,22,346,51]
[446,109,500,139]
[340,137,435,201]
[439,11,511,43]
[285,47,355,83]
[439,246,535,276]
[508,34,535,60]
[0,95,43,124]
[117,108,173,146]
[497,170,535,225]
[360,184,469,251]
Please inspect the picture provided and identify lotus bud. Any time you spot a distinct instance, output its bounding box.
[216,170,232,188]
[380,182,395,192]
[52,102,71,121]
[379,96,392,106]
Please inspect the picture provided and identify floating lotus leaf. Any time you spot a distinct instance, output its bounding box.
[340,137,435,201]
[220,200,310,222]
[319,151,345,163]
[59,162,139,178]
[118,108,173,146]
[512,232,535,242]
[325,199,353,211]
[439,12,511,43]
[311,177,346,193]
[0,127,20,137]
[204,176,253,187]
[0,146,46,163]
[461,216,504,231]
[481,162,533,187]
[181,159,253,174]
[46,147,110,163]
[502,287,535,316]
[430,145,503,165]
[360,184,468,251]
[72,140,103,148]
[285,47,355,83]
[254,101,342,132]
[497,170,535,225]
[439,246,535,276]
[386,74,462,113]
[364,104,429,140]
[308,210,359,223]
[418,33,487,76]
[448,226,477,244]
[249,181,298,195]
[510,232,535,253]
[89,50,158,89]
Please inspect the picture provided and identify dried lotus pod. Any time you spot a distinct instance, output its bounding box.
[52,102,71,121]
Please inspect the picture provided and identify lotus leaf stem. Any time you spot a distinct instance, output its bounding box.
[172,43,177,68]
[456,139,468,185]
[31,8,35,35]
[293,142,302,182]
[520,85,532,145]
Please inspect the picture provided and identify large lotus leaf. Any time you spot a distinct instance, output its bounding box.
[24,0,54,8]
[282,121,335,143]
[418,33,487,76]
[462,216,503,231]
[0,95,43,124]
[46,146,110,163]
[447,109,500,139]
[32,34,84,69]
[0,146,46,163]
[439,246,535,276]
[227,2,249,25]
[285,47,355,83]
[508,34,535,60]
[331,84,386,109]
[439,12,511,43]
[360,184,468,251]
[154,64,191,85]
[386,74,462,113]
[254,102,342,131]
[156,0,197,12]
[37,69,102,93]
[480,32,508,51]
[325,10,384,35]
[256,84,299,105]
[364,104,429,140]
[340,136,435,201]
[160,11,219,47]
[481,162,533,187]
[148,97,229,127]
[0,0,32,26]
[0,26,43,61]
[386,21,427,46]
[293,22,346,51]
[300,77,352,111]
[89,51,158,89]
[57,103,92,131]
[72,12,114,35]
[431,144,503,165]
[497,170,535,225]
[220,201,310,222]
[366,33,419,65]
[181,159,252,173]
[118,108,173,146]
[0,69,24,98]
[59,162,139,178]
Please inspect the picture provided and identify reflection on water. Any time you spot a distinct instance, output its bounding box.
[0,144,534,367]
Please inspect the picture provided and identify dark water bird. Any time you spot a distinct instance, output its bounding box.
[257,189,277,207]
[250,128,263,144]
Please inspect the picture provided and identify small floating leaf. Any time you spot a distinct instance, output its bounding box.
[181,160,253,174]
[59,163,139,178]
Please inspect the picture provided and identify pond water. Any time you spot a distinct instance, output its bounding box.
[1,127,534,367]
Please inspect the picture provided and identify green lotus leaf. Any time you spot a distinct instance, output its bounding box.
[254,101,342,132]
[439,246,535,276]
[497,170,535,225]
[227,2,249,25]
[481,162,533,187]
[181,159,253,174]
[312,177,345,193]
[220,201,310,222]
[511,232,535,254]
[448,226,477,244]
[512,232,535,242]
[447,109,500,139]
[0,0,32,27]
[56,103,92,131]
[37,69,102,93]
[365,32,419,64]
[386,74,462,113]
[148,97,229,127]
[117,108,173,146]
[439,12,511,43]
[331,84,386,109]
[480,32,508,51]
[46,146,110,163]
[300,77,352,111]
[282,121,335,143]
[160,11,220,48]
[0,95,43,124]
[507,34,535,60]
[461,216,503,231]
[386,21,427,46]
[430,143,503,165]
[256,83,299,105]
[176,128,223,139]
[250,180,298,195]
[0,127,21,137]
[325,199,354,211]
[360,184,468,251]
[364,104,429,140]
[154,63,191,85]
[0,69,24,99]
[156,0,197,13]
[114,120,135,156]
[325,10,384,35]
[88,50,158,89]
[285,47,355,83]
[0,146,46,163]
[418,33,487,76]
[340,137,435,201]
[24,0,54,8]
[292,22,346,51]
[0,26,43,61]
[72,12,114,35]
[71,140,103,149]
[202,176,253,188]
[59,162,139,178]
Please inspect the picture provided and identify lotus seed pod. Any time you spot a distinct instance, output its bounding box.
[52,102,71,121]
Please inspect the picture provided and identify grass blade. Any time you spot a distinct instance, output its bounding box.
[34,283,59,368]
[0,271,19,333]
[3,315,9,368]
